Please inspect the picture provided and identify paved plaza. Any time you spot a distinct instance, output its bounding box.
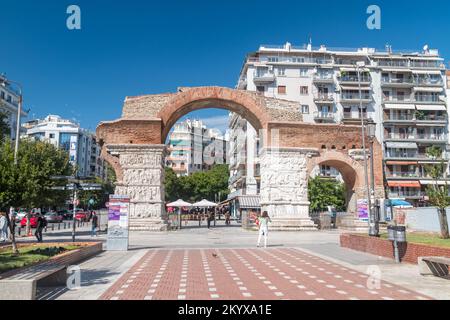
[99,248,430,300]
[27,224,450,301]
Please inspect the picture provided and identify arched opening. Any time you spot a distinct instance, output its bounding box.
[308,154,363,215]
[162,100,265,229]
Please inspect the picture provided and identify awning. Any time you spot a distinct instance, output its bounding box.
[412,70,442,75]
[384,103,415,110]
[388,181,421,188]
[416,104,447,111]
[340,85,371,91]
[385,142,418,149]
[386,161,418,165]
[238,196,260,209]
[413,87,443,93]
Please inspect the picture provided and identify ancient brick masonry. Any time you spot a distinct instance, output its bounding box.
[97,86,384,231]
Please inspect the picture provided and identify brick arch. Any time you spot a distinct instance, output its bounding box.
[308,151,366,190]
[308,151,368,212]
[157,87,271,143]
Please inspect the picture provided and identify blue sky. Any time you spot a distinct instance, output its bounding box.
[1,0,450,133]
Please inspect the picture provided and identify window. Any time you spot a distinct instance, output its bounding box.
[268,57,279,62]
[299,69,308,77]
[300,86,308,95]
[301,105,309,114]
[49,133,55,139]
[277,68,285,76]
[277,86,286,95]
[256,86,265,93]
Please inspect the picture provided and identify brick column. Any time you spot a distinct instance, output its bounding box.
[260,147,317,230]
[107,144,168,231]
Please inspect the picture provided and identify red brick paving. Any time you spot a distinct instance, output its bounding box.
[99,248,431,300]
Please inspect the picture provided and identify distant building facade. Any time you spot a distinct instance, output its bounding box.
[23,115,105,179]
[230,42,449,206]
[0,74,28,140]
[166,119,229,176]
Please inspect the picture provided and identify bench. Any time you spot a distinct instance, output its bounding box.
[0,260,68,300]
[418,256,450,279]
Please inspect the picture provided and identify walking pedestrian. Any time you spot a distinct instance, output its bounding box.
[0,212,9,242]
[35,213,47,243]
[91,211,98,237]
[257,211,272,248]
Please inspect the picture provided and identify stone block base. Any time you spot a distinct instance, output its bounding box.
[269,218,318,231]
[337,215,368,232]
[129,218,168,231]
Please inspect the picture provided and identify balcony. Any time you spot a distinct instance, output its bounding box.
[342,112,371,124]
[253,72,275,84]
[388,190,425,199]
[314,93,334,104]
[416,133,447,142]
[313,74,334,83]
[382,95,414,103]
[378,60,409,68]
[381,77,414,88]
[414,95,442,103]
[314,111,335,122]
[338,75,371,83]
[340,93,372,103]
[414,78,444,86]
[386,171,420,179]
[384,113,414,122]
[410,61,444,69]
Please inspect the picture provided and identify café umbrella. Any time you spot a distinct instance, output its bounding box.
[193,199,217,227]
[167,199,192,229]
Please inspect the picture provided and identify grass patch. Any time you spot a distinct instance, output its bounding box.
[0,244,79,274]
[377,232,450,248]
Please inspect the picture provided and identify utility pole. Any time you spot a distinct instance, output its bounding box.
[356,61,374,236]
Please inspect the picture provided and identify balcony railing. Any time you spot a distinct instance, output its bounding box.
[388,191,425,198]
[381,78,414,85]
[313,74,334,81]
[382,96,414,102]
[314,112,335,120]
[416,134,447,141]
[410,61,444,69]
[414,78,443,86]
[339,75,371,82]
[378,60,409,68]
[386,172,420,178]
[314,93,334,102]
[416,114,447,122]
[385,113,414,121]
[253,72,276,83]
[341,93,371,100]
[414,95,441,103]
[342,112,369,120]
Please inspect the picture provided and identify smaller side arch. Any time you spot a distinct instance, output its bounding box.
[100,145,124,184]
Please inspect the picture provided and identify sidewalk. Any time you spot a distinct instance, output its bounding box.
[43,226,450,300]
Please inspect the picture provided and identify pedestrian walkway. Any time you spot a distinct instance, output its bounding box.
[99,248,430,300]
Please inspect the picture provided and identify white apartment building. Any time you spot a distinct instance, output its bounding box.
[23,115,105,179]
[232,42,449,206]
[166,119,229,176]
[0,74,28,140]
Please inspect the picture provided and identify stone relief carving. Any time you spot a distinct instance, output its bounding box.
[123,168,162,185]
[120,152,163,168]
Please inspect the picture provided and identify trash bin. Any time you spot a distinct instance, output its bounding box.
[387,225,407,242]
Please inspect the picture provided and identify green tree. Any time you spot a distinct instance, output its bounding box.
[78,177,115,210]
[424,146,450,239]
[308,176,346,212]
[0,138,73,253]
[164,164,230,203]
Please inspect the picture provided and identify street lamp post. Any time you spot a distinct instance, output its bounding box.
[355,62,374,236]
[368,123,380,237]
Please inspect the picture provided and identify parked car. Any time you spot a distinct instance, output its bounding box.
[75,211,88,222]
[58,209,73,220]
[44,212,63,223]
[20,215,38,228]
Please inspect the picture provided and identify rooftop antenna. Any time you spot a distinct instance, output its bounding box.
[307,35,312,51]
